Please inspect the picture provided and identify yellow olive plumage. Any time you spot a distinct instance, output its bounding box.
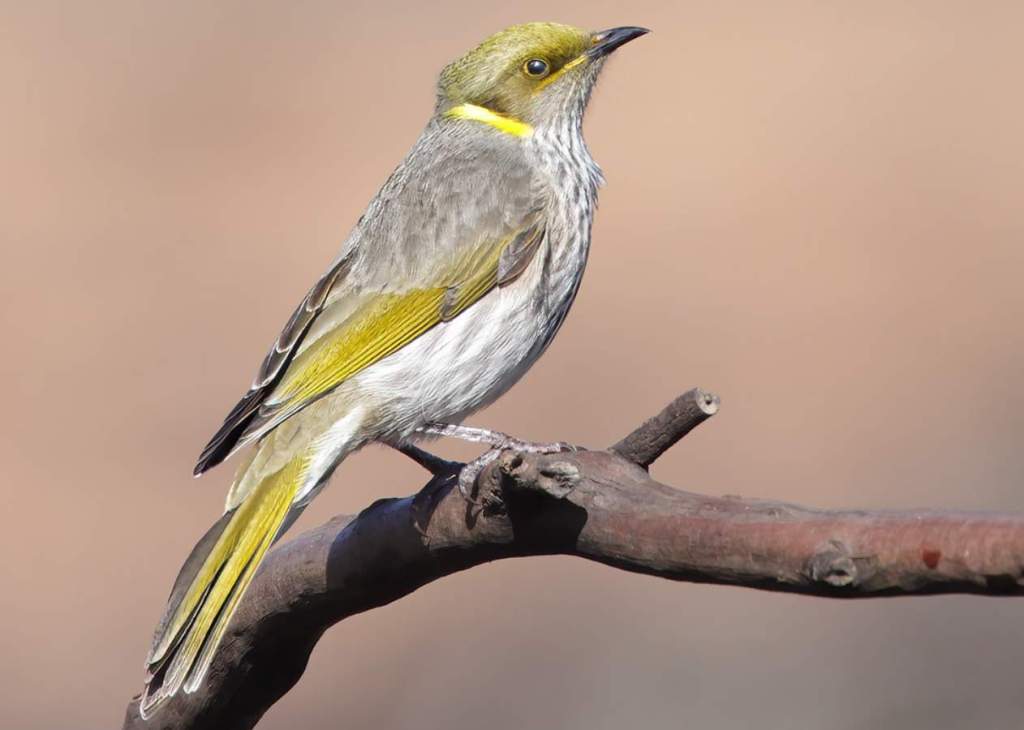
[140,21,648,717]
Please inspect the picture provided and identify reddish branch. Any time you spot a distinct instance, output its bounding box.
[122,388,1024,730]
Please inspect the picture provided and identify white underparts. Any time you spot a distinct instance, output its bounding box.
[299,404,366,504]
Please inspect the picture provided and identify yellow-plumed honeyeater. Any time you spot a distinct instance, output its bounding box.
[141,22,648,715]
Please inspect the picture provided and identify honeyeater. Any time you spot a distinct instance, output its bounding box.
[140,22,648,716]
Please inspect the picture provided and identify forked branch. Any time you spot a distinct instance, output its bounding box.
[122,388,1024,730]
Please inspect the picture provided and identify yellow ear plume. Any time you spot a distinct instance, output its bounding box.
[445,103,534,137]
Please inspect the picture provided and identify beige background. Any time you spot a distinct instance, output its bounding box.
[3,2,1023,728]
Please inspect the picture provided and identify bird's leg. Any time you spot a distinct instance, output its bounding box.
[415,423,511,447]
[391,443,467,534]
[416,422,578,454]
[394,443,459,476]
[391,442,485,503]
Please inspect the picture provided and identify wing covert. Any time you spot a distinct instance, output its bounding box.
[194,131,542,475]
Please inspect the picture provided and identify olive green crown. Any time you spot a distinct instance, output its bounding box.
[438,22,591,117]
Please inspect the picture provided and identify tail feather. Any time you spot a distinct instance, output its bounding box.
[143,510,233,685]
[141,455,305,717]
[184,532,269,693]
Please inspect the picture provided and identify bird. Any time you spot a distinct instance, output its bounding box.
[140,21,649,716]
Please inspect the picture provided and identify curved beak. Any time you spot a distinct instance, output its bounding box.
[587,26,650,58]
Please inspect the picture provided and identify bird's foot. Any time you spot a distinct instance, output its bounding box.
[416,422,579,454]
[415,423,578,502]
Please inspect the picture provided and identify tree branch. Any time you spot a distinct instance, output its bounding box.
[123,388,1024,730]
[610,387,720,466]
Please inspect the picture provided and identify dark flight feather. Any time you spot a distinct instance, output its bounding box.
[193,256,350,475]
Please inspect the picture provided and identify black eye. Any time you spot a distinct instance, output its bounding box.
[525,59,549,77]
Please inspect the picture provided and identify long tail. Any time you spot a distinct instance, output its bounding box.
[140,454,307,717]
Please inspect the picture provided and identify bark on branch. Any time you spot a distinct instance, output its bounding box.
[122,388,1024,730]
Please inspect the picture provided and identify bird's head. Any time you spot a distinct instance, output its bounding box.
[437,22,648,135]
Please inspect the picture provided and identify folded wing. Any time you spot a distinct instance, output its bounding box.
[193,134,543,476]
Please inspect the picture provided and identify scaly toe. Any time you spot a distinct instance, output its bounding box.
[457,450,501,503]
[503,439,578,454]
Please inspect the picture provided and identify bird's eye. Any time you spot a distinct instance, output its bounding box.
[524,59,549,77]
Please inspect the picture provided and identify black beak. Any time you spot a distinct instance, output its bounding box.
[587,26,650,58]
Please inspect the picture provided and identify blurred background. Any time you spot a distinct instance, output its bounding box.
[2,1,1023,728]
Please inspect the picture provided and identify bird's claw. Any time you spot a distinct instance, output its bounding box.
[453,439,579,505]
[457,450,501,503]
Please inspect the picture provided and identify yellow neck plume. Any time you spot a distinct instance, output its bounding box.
[445,104,534,138]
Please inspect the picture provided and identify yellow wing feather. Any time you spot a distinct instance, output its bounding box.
[277,288,447,403]
[271,227,530,410]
